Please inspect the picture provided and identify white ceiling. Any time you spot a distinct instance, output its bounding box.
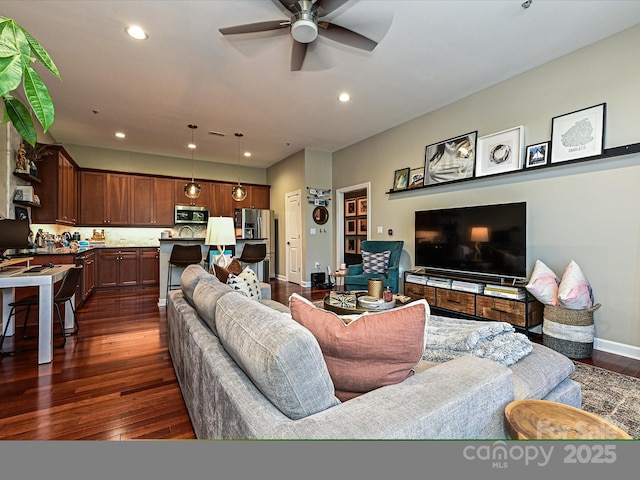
[3,0,640,169]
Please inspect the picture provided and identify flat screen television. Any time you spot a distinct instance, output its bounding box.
[414,202,527,281]
[0,219,30,259]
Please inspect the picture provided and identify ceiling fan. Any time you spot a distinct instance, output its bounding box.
[219,0,378,71]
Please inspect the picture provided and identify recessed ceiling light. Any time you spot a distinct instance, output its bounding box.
[115,132,126,138]
[125,25,148,40]
[244,152,251,157]
[338,92,351,102]
[188,143,196,149]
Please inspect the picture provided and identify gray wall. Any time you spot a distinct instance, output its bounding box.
[331,24,640,354]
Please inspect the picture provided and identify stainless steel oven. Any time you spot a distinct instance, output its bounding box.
[174,205,209,224]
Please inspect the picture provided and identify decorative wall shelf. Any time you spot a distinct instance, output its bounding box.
[386,142,640,195]
[13,172,41,184]
[13,200,40,208]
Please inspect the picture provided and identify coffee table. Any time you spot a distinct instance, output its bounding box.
[504,399,632,439]
[322,292,397,316]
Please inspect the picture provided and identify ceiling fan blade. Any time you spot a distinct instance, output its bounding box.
[277,0,300,13]
[290,40,308,71]
[219,20,290,35]
[318,22,377,51]
[314,0,350,17]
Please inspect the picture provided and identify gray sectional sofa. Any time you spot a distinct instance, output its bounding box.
[166,265,581,439]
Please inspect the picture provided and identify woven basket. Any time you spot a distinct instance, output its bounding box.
[542,303,600,359]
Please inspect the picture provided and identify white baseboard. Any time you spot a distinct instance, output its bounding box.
[594,337,640,360]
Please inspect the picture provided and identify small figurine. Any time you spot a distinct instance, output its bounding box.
[15,144,29,173]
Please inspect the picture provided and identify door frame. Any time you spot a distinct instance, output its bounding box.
[284,189,303,285]
[335,182,370,269]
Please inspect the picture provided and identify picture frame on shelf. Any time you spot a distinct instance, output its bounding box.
[357,218,367,235]
[356,197,367,216]
[425,131,477,185]
[345,199,357,217]
[475,126,524,177]
[551,103,605,164]
[408,167,424,188]
[346,219,356,234]
[392,167,410,191]
[345,237,357,254]
[525,141,549,168]
[14,205,29,223]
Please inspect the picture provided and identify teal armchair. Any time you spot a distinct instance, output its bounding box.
[344,240,404,293]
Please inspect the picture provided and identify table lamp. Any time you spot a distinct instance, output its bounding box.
[470,226,489,261]
[205,217,236,268]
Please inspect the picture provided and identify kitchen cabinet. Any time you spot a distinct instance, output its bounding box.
[174,178,210,208]
[248,184,270,209]
[75,249,96,307]
[80,171,132,225]
[31,146,79,226]
[139,248,160,285]
[211,183,271,216]
[131,176,174,226]
[97,248,138,288]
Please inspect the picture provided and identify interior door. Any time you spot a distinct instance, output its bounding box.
[285,191,302,285]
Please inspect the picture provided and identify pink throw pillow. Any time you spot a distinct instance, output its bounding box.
[558,260,594,309]
[289,293,428,402]
[525,260,560,306]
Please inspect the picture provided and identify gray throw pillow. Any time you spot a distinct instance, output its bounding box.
[362,250,391,274]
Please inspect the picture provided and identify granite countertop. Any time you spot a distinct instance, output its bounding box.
[12,245,159,257]
[158,237,206,242]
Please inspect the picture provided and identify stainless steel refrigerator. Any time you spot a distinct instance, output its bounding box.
[234,208,275,280]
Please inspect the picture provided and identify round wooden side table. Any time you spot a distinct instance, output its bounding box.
[504,399,632,439]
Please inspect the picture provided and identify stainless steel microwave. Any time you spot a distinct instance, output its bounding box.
[175,205,209,224]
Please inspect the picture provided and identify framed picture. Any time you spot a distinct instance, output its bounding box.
[392,167,410,191]
[346,219,356,234]
[356,197,367,216]
[357,218,367,235]
[356,237,363,254]
[475,126,524,177]
[345,237,357,254]
[551,103,605,164]
[408,167,424,188]
[425,131,477,185]
[14,205,30,223]
[525,141,549,168]
[345,199,357,217]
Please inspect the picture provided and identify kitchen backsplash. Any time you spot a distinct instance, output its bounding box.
[30,224,208,247]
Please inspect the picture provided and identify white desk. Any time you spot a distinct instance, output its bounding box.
[0,264,74,364]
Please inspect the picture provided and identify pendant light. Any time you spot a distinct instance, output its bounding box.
[184,124,202,199]
[231,132,247,202]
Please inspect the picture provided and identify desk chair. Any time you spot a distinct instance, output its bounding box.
[0,266,82,355]
[237,243,267,277]
[167,244,203,295]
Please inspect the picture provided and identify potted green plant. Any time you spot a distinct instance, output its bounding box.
[0,16,60,146]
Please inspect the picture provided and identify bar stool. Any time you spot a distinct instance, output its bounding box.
[237,243,267,278]
[167,244,203,295]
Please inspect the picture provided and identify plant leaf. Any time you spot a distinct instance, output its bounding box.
[3,95,36,145]
[23,64,55,131]
[20,27,60,78]
[0,55,23,96]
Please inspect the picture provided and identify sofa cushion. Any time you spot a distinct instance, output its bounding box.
[192,275,234,336]
[215,292,340,420]
[289,293,427,402]
[180,264,211,305]
[362,250,391,274]
[213,258,243,283]
[226,267,263,301]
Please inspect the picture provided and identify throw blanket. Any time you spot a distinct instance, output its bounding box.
[422,315,533,366]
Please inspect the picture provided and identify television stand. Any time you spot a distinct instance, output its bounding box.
[403,270,542,333]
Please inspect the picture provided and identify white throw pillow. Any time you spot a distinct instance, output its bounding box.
[525,260,559,306]
[558,260,593,309]
[227,267,263,301]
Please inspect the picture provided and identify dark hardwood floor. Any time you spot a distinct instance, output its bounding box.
[1,280,638,440]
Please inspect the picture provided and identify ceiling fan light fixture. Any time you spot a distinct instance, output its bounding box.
[291,18,318,43]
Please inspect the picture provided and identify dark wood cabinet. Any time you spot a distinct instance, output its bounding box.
[248,184,270,209]
[97,249,138,288]
[75,249,96,307]
[31,146,78,226]
[404,271,542,332]
[211,182,235,217]
[80,171,132,225]
[131,176,174,226]
[139,248,160,285]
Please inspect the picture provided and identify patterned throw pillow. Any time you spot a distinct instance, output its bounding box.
[227,266,262,301]
[362,250,391,274]
[213,257,243,283]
